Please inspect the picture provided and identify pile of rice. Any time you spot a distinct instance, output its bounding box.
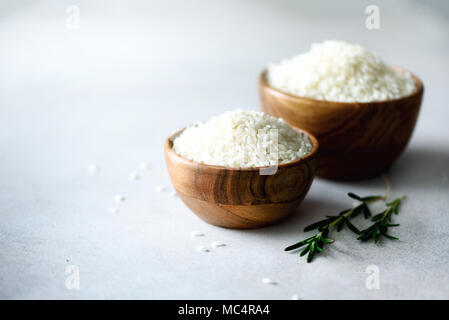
[172,109,312,168]
[267,40,416,102]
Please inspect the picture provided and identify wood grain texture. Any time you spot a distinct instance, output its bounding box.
[164,128,319,229]
[259,67,424,180]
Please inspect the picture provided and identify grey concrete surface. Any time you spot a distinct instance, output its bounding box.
[0,0,448,299]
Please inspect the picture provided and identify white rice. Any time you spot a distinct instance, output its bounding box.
[267,40,416,102]
[172,109,312,168]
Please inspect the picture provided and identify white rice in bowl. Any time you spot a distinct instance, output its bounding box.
[172,109,313,168]
[267,40,416,102]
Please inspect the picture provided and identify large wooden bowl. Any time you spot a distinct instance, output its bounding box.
[164,128,319,229]
[259,67,424,180]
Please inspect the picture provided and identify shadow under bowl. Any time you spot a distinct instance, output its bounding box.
[164,128,319,229]
[259,66,424,181]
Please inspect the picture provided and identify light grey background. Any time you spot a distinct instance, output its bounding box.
[0,0,448,299]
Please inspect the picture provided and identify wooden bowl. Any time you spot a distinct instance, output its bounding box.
[164,128,319,229]
[259,67,424,180]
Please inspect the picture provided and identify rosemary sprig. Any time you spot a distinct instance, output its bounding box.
[283,229,333,263]
[285,193,383,263]
[357,195,404,243]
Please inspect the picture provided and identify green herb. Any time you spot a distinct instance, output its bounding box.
[285,193,384,263]
[357,196,404,243]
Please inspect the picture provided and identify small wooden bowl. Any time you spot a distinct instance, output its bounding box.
[259,67,424,180]
[164,128,319,229]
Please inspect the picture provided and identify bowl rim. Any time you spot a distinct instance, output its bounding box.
[260,65,424,106]
[165,125,319,172]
